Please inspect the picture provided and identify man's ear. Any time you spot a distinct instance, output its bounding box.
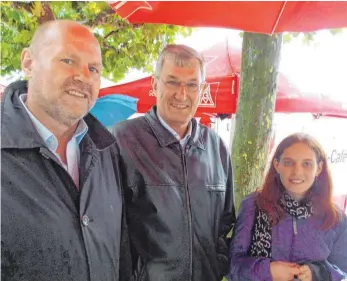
[151,76,158,97]
[21,48,34,79]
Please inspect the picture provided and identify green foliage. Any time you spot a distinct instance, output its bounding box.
[282,28,346,45]
[329,28,344,35]
[240,28,346,45]
[0,1,191,81]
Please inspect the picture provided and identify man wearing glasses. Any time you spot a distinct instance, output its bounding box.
[112,44,236,281]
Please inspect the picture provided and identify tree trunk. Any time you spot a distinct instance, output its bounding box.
[231,32,283,212]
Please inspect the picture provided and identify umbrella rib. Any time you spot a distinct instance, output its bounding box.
[113,1,127,10]
[112,1,153,19]
[271,1,287,34]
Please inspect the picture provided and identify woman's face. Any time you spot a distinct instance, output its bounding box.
[274,142,323,201]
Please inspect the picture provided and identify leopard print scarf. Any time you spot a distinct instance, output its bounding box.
[248,193,314,258]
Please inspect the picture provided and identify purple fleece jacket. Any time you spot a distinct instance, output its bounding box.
[227,192,347,281]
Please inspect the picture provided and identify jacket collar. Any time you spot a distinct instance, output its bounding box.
[1,80,115,151]
[144,106,206,150]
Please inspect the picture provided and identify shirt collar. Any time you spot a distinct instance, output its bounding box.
[19,94,88,151]
[157,112,192,145]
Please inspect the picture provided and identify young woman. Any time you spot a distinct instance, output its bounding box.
[227,133,347,281]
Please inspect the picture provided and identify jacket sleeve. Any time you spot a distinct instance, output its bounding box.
[217,155,237,278]
[226,194,272,281]
[322,213,347,281]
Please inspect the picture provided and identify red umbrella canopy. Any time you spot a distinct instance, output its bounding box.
[109,1,347,34]
[99,40,347,117]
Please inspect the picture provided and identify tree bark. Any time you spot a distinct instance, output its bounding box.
[231,32,283,212]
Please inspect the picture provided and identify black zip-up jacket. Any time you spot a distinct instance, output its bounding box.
[1,81,131,281]
[113,107,236,281]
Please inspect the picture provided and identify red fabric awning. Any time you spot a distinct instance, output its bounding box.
[99,40,347,118]
[109,1,347,34]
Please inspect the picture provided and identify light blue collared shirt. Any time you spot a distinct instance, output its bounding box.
[157,113,192,148]
[20,94,88,188]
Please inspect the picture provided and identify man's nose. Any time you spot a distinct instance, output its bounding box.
[74,65,91,83]
[175,84,187,100]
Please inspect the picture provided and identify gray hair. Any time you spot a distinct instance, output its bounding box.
[155,44,206,81]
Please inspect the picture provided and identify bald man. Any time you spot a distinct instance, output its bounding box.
[1,20,131,281]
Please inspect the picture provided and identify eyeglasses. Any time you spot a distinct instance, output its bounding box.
[156,77,205,93]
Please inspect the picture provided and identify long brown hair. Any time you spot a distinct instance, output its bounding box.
[256,133,340,230]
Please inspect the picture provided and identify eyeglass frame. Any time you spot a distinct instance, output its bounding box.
[155,76,206,93]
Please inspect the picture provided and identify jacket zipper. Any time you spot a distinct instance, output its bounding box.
[181,145,193,280]
[289,217,298,261]
[293,217,298,235]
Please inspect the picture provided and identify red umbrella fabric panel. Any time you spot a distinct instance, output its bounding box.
[109,1,347,34]
[99,40,347,116]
